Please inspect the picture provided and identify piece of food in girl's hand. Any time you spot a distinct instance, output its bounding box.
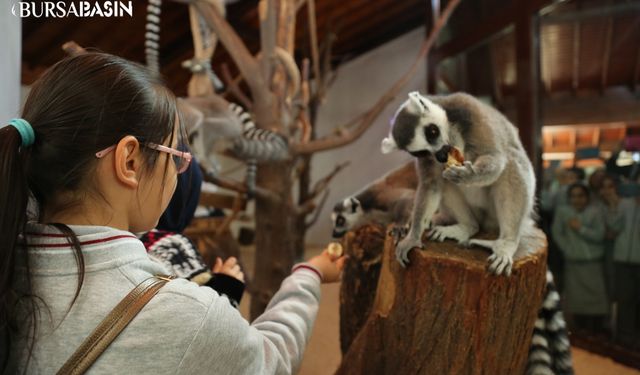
[327,242,343,258]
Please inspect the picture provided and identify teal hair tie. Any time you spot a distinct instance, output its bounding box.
[8,118,35,147]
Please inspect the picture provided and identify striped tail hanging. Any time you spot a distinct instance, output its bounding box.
[146,0,162,74]
[525,270,574,375]
[228,103,289,162]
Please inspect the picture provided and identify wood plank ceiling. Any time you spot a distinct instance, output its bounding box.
[22,0,640,98]
[21,0,427,97]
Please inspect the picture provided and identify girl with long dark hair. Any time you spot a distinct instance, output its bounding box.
[1,53,344,374]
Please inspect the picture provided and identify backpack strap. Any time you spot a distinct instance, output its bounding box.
[57,275,175,375]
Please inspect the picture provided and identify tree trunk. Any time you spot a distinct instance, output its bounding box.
[251,161,295,320]
[250,0,298,320]
[337,225,548,374]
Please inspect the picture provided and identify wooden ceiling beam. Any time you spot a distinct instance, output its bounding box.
[601,16,614,94]
[434,0,552,61]
[329,0,421,55]
[633,46,640,94]
[489,42,504,108]
[481,0,503,107]
[541,26,552,95]
[426,0,438,94]
[541,2,640,24]
[515,5,541,169]
[572,21,580,95]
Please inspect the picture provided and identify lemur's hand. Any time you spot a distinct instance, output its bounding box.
[396,236,423,267]
[442,161,475,184]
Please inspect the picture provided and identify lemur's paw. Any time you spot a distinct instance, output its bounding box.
[428,224,472,244]
[395,237,423,268]
[442,161,475,184]
[487,241,517,275]
[487,252,513,276]
[389,225,410,244]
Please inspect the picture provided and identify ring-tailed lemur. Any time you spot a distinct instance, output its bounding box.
[147,0,224,91]
[228,103,288,197]
[146,0,288,197]
[331,163,418,238]
[331,189,415,239]
[331,161,446,238]
[179,97,289,197]
[382,92,536,275]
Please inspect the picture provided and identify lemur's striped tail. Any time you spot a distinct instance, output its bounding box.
[146,0,162,74]
[526,270,574,375]
[229,103,289,161]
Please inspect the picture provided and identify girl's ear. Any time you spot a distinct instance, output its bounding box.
[114,136,142,189]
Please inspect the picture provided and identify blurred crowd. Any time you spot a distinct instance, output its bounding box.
[540,148,640,348]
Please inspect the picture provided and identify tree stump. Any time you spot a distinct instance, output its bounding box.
[339,223,387,354]
[337,225,547,375]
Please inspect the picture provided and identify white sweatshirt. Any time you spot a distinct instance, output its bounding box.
[9,223,321,374]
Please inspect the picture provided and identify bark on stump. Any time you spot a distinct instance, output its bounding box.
[339,223,387,354]
[338,224,547,375]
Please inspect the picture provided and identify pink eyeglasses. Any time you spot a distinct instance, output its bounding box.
[95,143,193,174]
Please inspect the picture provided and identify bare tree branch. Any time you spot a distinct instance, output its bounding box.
[294,161,348,217]
[215,194,244,237]
[221,63,253,109]
[305,189,329,230]
[292,0,461,155]
[274,47,302,100]
[294,59,313,142]
[259,0,277,86]
[200,167,281,204]
[295,0,307,12]
[316,29,339,101]
[309,161,350,200]
[307,0,321,89]
[294,197,316,217]
[188,0,272,110]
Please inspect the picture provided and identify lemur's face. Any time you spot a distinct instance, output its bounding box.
[331,197,362,238]
[381,92,451,162]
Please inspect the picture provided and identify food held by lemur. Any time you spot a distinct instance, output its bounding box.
[446,146,464,168]
[381,91,537,276]
[327,242,344,258]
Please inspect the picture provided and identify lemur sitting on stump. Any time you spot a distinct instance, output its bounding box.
[382,92,537,276]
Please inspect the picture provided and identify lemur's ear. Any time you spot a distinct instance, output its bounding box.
[381,136,398,154]
[349,197,360,212]
[407,91,427,115]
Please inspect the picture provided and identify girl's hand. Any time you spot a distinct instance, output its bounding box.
[212,256,245,282]
[306,248,347,284]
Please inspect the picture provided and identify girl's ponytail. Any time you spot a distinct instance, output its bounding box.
[0,121,32,369]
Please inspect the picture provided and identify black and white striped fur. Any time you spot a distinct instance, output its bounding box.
[229,103,289,162]
[145,0,162,74]
[526,270,574,375]
[228,103,289,197]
